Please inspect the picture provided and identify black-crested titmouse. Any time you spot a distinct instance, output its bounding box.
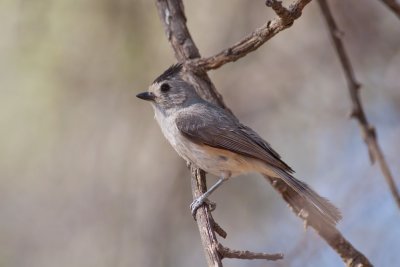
[137,64,341,225]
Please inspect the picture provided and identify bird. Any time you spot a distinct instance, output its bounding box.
[136,63,341,226]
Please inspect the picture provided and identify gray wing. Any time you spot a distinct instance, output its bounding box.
[176,105,294,173]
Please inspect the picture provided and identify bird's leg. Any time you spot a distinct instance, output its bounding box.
[190,175,229,218]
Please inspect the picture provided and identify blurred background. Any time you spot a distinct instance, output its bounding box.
[1,0,399,266]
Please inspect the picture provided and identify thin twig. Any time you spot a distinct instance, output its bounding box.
[378,0,400,19]
[212,220,227,239]
[317,0,400,209]
[188,0,312,71]
[217,243,283,261]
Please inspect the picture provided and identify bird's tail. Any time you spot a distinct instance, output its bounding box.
[263,168,342,226]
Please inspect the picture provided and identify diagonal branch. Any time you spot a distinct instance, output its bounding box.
[189,0,312,71]
[317,0,400,209]
[378,0,400,19]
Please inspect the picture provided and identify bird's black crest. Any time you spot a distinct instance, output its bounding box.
[153,63,183,84]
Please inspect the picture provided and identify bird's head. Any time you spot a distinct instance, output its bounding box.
[136,63,199,111]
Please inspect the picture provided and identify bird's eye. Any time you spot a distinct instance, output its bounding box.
[160,83,170,93]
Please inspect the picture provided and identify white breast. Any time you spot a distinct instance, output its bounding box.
[153,107,255,178]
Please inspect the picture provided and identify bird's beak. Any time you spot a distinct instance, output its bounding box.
[136,92,155,101]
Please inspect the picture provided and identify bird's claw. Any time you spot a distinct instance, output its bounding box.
[190,197,216,219]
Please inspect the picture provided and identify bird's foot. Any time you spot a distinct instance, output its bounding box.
[190,197,216,219]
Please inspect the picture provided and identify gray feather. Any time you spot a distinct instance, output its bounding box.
[270,169,342,225]
[176,102,294,173]
[176,102,341,225]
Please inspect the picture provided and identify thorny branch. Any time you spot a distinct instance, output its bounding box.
[155,0,374,266]
[317,0,400,209]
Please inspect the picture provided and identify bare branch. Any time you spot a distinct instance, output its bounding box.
[317,0,400,209]
[189,0,312,71]
[217,243,283,261]
[378,0,400,19]
[190,166,222,267]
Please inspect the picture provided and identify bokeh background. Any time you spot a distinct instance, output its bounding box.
[1,0,399,266]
